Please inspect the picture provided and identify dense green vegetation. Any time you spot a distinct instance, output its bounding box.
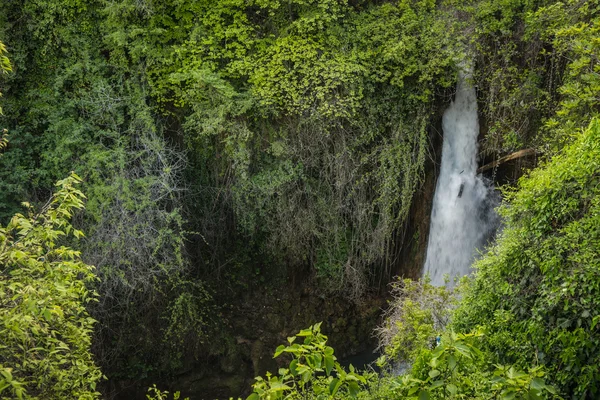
[453,118,600,398]
[0,174,102,399]
[0,0,598,398]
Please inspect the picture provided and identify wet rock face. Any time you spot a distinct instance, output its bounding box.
[395,115,444,280]
[169,286,384,399]
[106,282,383,400]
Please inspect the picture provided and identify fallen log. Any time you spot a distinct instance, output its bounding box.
[478,148,537,174]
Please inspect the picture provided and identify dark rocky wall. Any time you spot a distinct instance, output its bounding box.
[174,284,384,399]
[393,114,444,280]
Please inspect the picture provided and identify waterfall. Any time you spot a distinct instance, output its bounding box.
[422,65,498,286]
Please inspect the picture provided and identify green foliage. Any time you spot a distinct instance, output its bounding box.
[490,365,556,400]
[0,41,9,75]
[0,40,10,115]
[0,131,6,154]
[97,0,457,296]
[250,323,557,400]
[0,40,9,153]
[225,0,454,294]
[0,173,102,399]
[146,384,189,400]
[389,331,487,399]
[248,323,372,400]
[545,10,600,145]
[454,0,599,158]
[453,118,600,397]
[0,0,217,382]
[162,284,214,362]
[375,278,455,367]
[246,35,363,117]
[2,0,600,396]
[399,331,556,400]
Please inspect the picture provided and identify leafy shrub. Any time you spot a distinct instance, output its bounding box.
[247,323,372,400]
[453,118,600,397]
[248,323,557,400]
[0,40,10,116]
[375,278,455,369]
[146,384,189,400]
[0,173,102,399]
[370,286,559,400]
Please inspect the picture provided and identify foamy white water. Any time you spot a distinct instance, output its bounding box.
[423,65,498,286]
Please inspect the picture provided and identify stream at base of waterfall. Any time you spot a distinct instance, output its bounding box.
[423,64,499,286]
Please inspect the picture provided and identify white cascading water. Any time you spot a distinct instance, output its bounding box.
[423,65,499,286]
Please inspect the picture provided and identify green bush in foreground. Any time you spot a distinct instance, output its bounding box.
[247,323,556,400]
[0,173,102,399]
[375,278,454,368]
[248,323,372,400]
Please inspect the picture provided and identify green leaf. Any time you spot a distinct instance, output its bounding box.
[301,371,311,383]
[530,377,545,390]
[297,329,313,337]
[527,390,542,400]
[324,355,334,376]
[290,359,298,376]
[274,344,286,358]
[454,343,473,358]
[448,355,456,370]
[545,384,557,395]
[429,380,444,389]
[328,378,341,395]
[296,364,310,375]
[429,369,440,379]
[270,382,291,391]
[446,384,457,395]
